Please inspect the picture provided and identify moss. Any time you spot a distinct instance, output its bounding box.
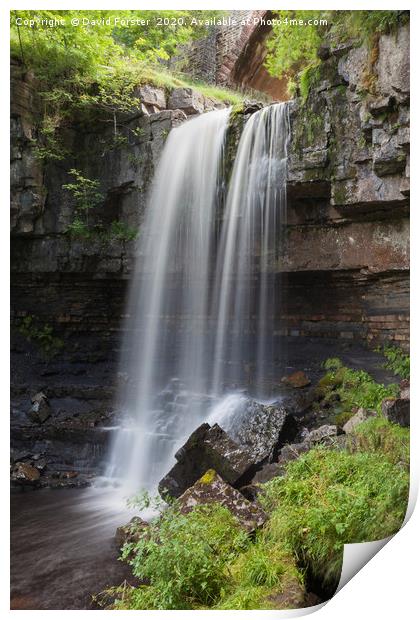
[334,411,353,428]
[199,469,217,485]
[299,63,321,102]
[333,182,350,205]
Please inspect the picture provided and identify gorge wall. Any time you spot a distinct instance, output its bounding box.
[10,24,409,483]
[11,24,410,364]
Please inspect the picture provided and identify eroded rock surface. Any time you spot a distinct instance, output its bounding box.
[178,469,267,533]
[158,423,255,499]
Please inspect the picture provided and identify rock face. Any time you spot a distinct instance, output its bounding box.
[158,423,255,498]
[382,397,410,427]
[223,400,299,464]
[178,469,267,533]
[282,24,409,350]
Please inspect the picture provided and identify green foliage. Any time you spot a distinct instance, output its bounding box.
[354,417,409,468]
[63,168,103,233]
[323,357,343,371]
[17,314,64,358]
[381,345,410,379]
[299,63,321,101]
[319,359,399,413]
[216,540,300,610]
[265,10,408,96]
[119,503,249,609]
[260,446,409,588]
[62,169,138,240]
[108,221,138,241]
[106,413,409,610]
[11,10,241,168]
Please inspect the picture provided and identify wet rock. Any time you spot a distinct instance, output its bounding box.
[168,87,205,115]
[278,442,310,463]
[60,471,78,479]
[27,392,51,424]
[281,371,311,388]
[342,408,376,433]
[304,424,340,446]
[281,389,317,417]
[225,401,299,464]
[382,397,409,427]
[11,462,40,484]
[159,423,255,499]
[251,462,285,485]
[115,516,150,550]
[178,469,266,533]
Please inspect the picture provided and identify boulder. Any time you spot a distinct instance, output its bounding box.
[178,469,266,533]
[134,84,166,111]
[342,408,376,433]
[225,401,299,464]
[158,423,255,499]
[115,516,150,550]
[304,424,340,446]
[27,392,51,424]
[167,88,205,115]
[11,462,40,484]
[281,371,311,388]
[382,397,409,427]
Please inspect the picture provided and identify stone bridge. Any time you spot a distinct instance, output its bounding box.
[172,10,288,100]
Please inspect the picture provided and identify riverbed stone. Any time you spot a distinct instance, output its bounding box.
[281,371,311,388]
[11,461,40,484]
[27,392,51,424]
[158,422,255,499]
[178,469,267,533]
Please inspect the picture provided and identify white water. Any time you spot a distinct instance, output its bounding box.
[107,103,290,494]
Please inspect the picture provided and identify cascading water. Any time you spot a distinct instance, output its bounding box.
[107,102,290,494]
[107,108,231,491]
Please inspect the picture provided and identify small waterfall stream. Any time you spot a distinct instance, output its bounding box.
[108,102,290,494]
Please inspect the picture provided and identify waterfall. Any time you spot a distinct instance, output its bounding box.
[107,102,290,493]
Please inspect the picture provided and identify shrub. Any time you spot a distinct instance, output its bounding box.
[319,359,399,413]
[17,314,64,358]
[382,345,410,379]
[119,503,249,609]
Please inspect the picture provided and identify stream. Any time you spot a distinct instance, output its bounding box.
[10,487,135,610]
